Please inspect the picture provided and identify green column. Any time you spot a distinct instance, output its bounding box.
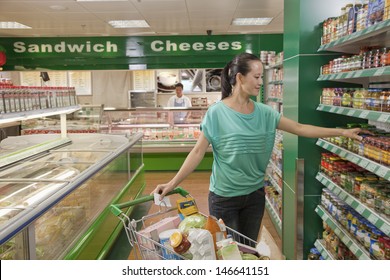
[282,0,353,259]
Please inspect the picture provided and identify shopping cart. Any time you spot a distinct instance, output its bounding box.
[110,187,258,260]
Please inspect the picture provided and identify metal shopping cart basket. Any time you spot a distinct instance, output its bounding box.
[110,187,258,260]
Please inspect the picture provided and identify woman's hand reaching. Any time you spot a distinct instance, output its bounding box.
[342,128,373,142]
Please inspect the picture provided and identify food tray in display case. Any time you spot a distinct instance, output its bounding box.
[102,107,209,152]
[21,104,103,134]
[0,132,144,260]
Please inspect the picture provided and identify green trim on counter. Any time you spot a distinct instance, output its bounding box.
[63,165,145,260]
[143,152,213,171]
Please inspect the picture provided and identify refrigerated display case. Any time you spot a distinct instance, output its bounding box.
[101,107,213,171]
[21,104,104,134]
[102,107,210,153]
[0,105,145,260]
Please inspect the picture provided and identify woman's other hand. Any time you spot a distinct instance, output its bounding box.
[151,182,176,200]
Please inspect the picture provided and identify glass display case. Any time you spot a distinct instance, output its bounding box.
[102,107,210,153]
[0,132,144,260]
[21,104,104,134]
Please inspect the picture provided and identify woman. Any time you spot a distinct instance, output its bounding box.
[152,52,363,242]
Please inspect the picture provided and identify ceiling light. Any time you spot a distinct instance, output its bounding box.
[49,5,68,10]
[108,20,150,28]
[232,18,273,26]
[0,22,32,29]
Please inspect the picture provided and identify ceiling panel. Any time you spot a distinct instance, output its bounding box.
[0,0,283,37]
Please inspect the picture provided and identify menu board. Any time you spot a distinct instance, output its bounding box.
[131,70,155,91]
[20,71,41,86]
[20,71,92,96]
[20,71,68,86]
[68,71,92,95]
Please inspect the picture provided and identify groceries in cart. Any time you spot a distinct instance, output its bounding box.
[110,187,271,260]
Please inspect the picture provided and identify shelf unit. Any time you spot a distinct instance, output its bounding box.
[315,14,390,260]
[263,56,284,238]
[317,104,390,123]
[315,205,371,260]
[315,172,390,235]
[265,196,282,237]
[314,239,335,260]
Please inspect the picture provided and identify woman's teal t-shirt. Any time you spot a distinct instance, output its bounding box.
[200,100,281,197]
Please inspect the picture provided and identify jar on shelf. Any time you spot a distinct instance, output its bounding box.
[356,2,368,31]
[385,240,390,260]
[353,176,365,198]
[384,190,390,217]
[380,47,390,66]
[370,229,383,259]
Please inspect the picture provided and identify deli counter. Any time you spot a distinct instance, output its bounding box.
[101,107,210,153]
[0,132,144,260]
[101,107,213,171]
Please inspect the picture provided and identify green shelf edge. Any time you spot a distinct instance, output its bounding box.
[315,172,390,236]
[316,138,390,181]
[315,205,371,260]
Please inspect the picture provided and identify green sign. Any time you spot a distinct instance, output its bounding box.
[0,34,282,70]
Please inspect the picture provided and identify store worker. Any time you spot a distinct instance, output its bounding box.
[167,83,192,123]
[153,52,364,242]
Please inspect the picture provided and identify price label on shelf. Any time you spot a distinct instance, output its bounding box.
[359,160,369,168]
[347,109,356,116]
[337,108,344,114]
[366,162,377,172]
[339,192,347,200]
[330,106,337,113]
[318,104,324,110]
[380,223,390,236]
[346,154,354,162]
[351,156,360,164]
[341,235,349,244]
[331,146,338,153]
[356,204,365,214]
[339,151,347,158]
[336,73,343,79]
[368,215,379,225]
[376,166,388,178]
[323,142,329,149]
[345,196,354,205]
[377,114,390,123]
[354,71,363,78]
[374,67,386,76]
[350,244,359,255]
[359,110,369,118]
[345,72,354,79]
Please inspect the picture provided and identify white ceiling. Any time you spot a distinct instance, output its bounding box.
[0,0,284,37]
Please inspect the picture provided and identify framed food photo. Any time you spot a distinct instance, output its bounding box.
[68,71,92,96]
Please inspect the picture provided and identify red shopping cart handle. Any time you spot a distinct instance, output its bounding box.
[110,187,189,216]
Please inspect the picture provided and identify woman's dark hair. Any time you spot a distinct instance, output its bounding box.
[221,52,261,100]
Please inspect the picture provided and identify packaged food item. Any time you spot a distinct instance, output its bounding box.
[216,238,242,260]
[187,229,216,260]
[159,229,182,260]
[169,231,191,257]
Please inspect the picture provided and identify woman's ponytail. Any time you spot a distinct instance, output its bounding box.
[221,62,232,100]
